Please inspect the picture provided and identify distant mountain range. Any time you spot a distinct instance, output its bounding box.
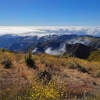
[0,34,100,58]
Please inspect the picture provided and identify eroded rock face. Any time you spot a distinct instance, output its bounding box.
[65,43,97,59]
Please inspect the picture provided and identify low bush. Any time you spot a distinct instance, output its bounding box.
[38,70,51,83]
[68,63,88,73]
[25,50,34,68]
[1,59,13,69]
[20,81,65,100]
[77,65,88,73]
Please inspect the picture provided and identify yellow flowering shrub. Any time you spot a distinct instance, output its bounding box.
[24,81,65,100]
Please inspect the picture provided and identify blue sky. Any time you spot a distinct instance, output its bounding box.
[0,0,100,26]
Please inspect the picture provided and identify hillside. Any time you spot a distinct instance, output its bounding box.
[0,49,100,100]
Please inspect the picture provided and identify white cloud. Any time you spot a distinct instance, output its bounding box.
[45,43,66,55]
[0,26,100,37]
[86,27,100,36]
[67,37,92,45]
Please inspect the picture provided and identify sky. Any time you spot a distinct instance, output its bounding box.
[0,0,100,26]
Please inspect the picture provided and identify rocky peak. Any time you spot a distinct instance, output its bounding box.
[65,43,97,59]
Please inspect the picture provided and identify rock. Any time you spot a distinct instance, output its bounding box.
[65,43,97,59]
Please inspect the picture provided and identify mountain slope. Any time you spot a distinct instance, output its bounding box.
[0,50,100,99]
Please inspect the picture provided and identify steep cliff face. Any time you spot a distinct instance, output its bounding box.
[65,43,97,59]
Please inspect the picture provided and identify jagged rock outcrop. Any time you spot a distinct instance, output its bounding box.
[65,43,97,59]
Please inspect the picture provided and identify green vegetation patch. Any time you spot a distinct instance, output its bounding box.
[88,50,100,62]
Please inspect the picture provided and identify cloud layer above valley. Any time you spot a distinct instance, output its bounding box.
[0,26,100,37]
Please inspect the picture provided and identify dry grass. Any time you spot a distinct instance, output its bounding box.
[33,54,100,76]
[0,50,100,100]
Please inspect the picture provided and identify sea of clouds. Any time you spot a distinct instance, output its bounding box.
[0,26,100,37]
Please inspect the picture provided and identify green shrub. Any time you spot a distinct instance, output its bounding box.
[25,50,34,68]
[1,59,13,69]
[1,48,6,52]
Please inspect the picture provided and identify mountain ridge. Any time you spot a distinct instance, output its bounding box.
[0,34,100,54]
